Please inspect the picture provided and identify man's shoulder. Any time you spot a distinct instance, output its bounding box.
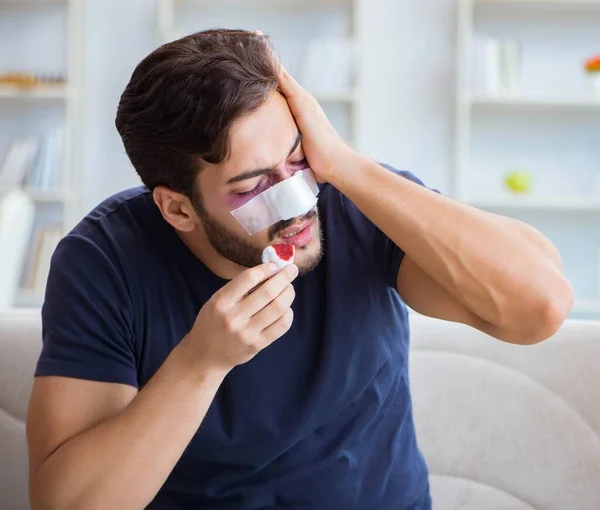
[72,186,152,237]
[56,186,157,269]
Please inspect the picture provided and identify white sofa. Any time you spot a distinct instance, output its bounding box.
[1,309,599,510]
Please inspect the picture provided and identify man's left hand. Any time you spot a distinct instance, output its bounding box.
[277,63,358,185]
[254,30,355,183]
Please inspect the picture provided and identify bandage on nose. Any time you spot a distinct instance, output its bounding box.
[230,169,320,235]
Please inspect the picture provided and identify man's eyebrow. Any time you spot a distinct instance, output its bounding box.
[226,133,302,185]
[288,132,302,157]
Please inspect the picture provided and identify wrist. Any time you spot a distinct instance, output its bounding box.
[168,335,230,387]
[328,150,373,195]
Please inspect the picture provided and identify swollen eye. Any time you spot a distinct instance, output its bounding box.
[236,187,257,196]
[291,158,308,167]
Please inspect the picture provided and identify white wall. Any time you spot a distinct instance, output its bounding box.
[81,0,457,211]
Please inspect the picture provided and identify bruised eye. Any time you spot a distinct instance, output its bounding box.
[290,158,308,168]
[235,179,269,197]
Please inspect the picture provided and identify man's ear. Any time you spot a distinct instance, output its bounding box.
[152,187,197,232]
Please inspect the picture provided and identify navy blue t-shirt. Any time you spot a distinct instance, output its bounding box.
[37,165,432,509]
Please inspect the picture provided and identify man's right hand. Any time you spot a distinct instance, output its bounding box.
[182,262,299,374]
[28,261,298,510]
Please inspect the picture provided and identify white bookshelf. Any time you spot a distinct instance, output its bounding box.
[156,0,363,148]
[0,0,84,309]
[0,186,73,202]
[474,0,600,8]
[467,94,600,110]
[467,196,600,211]
[313,90,358,103]
[454,0,600,318]
[160,0,351,6]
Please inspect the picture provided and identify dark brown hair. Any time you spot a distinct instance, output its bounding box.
[115,29,279,198]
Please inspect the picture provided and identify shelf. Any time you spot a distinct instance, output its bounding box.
[474,0,600,8]
[572,299,600,314]
[0,0,67,7]
[0,188,72,203]
[170,0,351,7]
[312,90,357,103]
[467,94,600,111]
[14,289,44,309]
[27,189,72,202]
[466,195,600,211]
[0,85,67,101]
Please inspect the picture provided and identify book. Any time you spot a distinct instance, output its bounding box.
[27,125,64,191]
[471,36,521,96]
[22,227,45,290]
[0,138,39,189]
[32,227,62,294]
[22,224,63,296]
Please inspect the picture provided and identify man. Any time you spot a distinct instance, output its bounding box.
[26,29,573,509]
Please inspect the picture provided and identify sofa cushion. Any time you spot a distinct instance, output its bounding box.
[0,309,42,422]
[430,475,536,510]
[0,309,42,510]
[410,314,600,510]
[1,309,600,510]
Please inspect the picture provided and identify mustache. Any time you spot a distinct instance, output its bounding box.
[269,208,318,240]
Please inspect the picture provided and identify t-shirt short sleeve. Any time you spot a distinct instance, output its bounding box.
[36,232,139,388]
[340,164,437,288]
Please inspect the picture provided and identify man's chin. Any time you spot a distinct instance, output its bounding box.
[294,236,323,276]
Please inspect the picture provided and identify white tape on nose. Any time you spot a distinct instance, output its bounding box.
[230,169,320,235]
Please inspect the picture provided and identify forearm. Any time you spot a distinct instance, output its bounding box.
[31,339,226,510]
[334,156,573,335]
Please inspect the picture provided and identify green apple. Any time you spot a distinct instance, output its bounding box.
[505,171,532,194]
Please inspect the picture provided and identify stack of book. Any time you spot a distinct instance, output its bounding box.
[0,72,66,89]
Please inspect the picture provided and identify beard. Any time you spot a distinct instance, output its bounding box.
[192,198,323,275]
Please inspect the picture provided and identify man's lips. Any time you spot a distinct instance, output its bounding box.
[278,220,312,238]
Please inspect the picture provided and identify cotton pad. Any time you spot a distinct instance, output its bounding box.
[262,244,295,270]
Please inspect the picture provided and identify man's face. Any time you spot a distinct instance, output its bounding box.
[193,91,323,275]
